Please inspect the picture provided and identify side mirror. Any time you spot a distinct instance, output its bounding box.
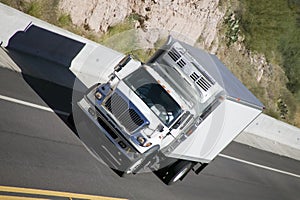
[114,55,132,72]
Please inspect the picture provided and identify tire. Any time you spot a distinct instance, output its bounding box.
[164,161,193,185]
[67,113,74,124]
[125,145,160,175]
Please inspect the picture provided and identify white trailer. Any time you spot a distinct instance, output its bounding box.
[73,36,264,185]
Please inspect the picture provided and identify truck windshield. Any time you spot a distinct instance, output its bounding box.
[123,67,182,126]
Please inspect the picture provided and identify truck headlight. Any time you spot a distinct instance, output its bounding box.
[95,91,102,100]
[137,136,152,147]
[137,136,145,144]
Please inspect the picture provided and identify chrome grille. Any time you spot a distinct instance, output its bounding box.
[104,92,144,133]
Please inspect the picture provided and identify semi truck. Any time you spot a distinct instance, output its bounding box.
[72,36,264,185]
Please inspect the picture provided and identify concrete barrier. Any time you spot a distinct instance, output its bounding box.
[0,3,124,88]
[0,3,123,72]
[1,3,300,160]
[236,114,300,160]
[247,114,300,150]
[0,3,89,47]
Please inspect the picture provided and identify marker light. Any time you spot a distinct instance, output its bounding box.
[143,142,152,147]
[95,91,102,100]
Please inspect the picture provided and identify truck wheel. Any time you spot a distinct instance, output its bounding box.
[67,113,74,124]
[165,161,193,185]
[125,145,159,174]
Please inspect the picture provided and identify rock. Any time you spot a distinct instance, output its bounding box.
[59,0,130,32]
[58,0,225,51]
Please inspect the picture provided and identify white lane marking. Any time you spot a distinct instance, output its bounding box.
[219,153,300,179]
[0,94,69,116]
[1,95,300,179]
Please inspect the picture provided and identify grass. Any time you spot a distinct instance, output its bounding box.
[98,18,137,52]
[219,0,300,126]
[224,12,240,46]
[26,1,42,18]
[0,0,60,24]
[57,13,72,27]
[238,0,300,95]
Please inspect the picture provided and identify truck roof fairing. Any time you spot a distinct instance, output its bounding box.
[155,36,264,111]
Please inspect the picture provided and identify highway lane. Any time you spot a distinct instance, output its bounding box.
[1,57,300,199]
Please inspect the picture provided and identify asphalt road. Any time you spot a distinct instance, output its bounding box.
[1,50,300,199]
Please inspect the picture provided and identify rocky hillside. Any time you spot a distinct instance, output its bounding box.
[59,0,224,52]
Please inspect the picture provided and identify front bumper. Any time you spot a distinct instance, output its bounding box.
[74,98,140,172]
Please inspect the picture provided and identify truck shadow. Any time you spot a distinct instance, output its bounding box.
[4,24,148,180]
[6,24,87,133]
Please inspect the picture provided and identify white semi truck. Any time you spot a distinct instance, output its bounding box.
[73,36,264,185]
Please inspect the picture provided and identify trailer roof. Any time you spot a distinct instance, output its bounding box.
[179,41,264,110]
